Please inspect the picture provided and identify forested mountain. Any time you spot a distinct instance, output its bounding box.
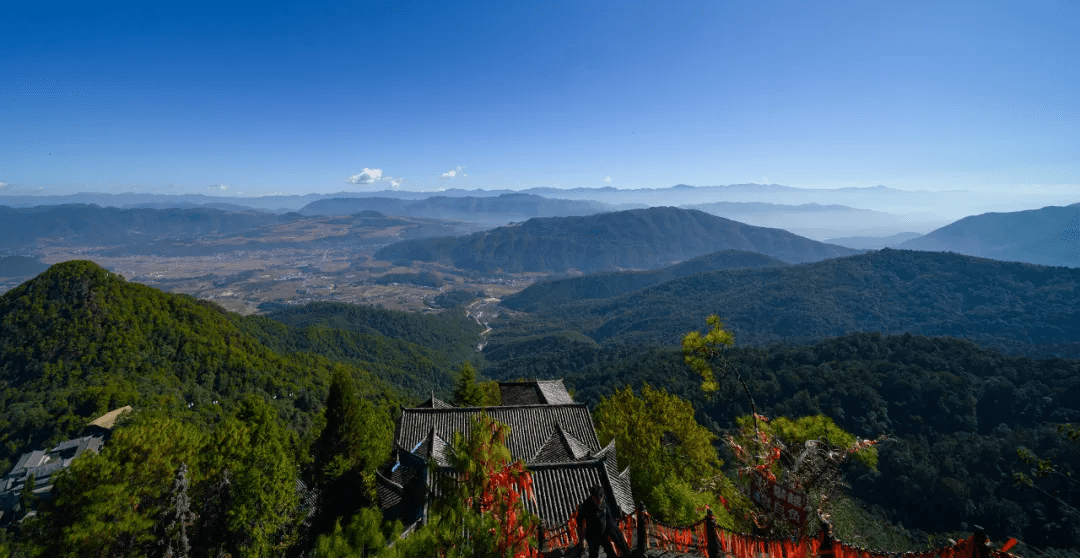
[481,333,1080,549]
[0,261,474,473]
[489,249,1080,358]
[0,204,282,249]
[502,250,787,312]
[899,202,1080,267]
[300,192,618,223]
[373,207,859,273]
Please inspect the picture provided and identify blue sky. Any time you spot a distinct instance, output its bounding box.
[1,0,1077,198]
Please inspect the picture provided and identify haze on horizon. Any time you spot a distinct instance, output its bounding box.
[1,1,1077,212]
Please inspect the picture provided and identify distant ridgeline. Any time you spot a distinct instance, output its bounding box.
[373,207,858,273]
[489,249,1080,358]
[0,261,480,473]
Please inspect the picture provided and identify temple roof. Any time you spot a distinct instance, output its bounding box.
[498,379,575,406]
[395,404,600,463]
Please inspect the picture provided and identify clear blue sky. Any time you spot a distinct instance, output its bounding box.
[1,0,1077,198]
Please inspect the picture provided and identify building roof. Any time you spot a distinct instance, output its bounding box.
[395,404,600,463]
[416,392,454,409]
[498,379,575,406]
[524,448,634,526]
[87,406,132,430]
[531,423,593,464]
[381,378,632,531]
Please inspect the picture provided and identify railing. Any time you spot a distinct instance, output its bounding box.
[536,502,1021,558]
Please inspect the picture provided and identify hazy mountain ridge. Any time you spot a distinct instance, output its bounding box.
[899,202,1080,267]
[489,249,1080,357]
[0,204,284,249]
[299,192,620,224]
[373,207,859,273]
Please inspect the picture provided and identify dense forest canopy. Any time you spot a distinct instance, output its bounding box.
[1,258,1078,555]
[490,249,1080,358]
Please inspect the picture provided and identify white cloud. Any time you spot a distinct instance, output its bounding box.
[440,165,467,180]
[349,168,383,184]
[208,184,230,191]
[603,176,611,184]
[0,182,8,189]
[389,178,402,188]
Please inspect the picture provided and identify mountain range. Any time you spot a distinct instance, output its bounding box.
[488,248,1080,358]
[899,202,1080,268]
[373,206,859,273]
[298,192,625,224]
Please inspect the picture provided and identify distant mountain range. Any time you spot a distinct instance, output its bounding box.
[8,182,1070,221]
[680,202,944,239]
[299,193,625,224]
[373,207,859,273]
[0,204,283,250]
[501,250,787,312]
[490,248,1080,358]
[899,202,1080,268]
[824,232,923,250]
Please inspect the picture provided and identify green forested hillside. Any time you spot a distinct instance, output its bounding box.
[0,261,467,473]
[491,249,1080,358]
[373,207,858,273]
[481,333,1080,549]
[502,250,787,312]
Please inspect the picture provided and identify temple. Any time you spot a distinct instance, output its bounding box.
[376,379,633,529]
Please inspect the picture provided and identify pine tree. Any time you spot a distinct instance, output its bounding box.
[161,463,193,558]
[451,362,483,407]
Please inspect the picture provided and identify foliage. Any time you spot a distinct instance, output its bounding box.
[431,413,539,558]
[501,250,787,312]
[308,368,395,544]
[23,396,302,558]
[726,413,880,535]
[489,248,1080,358]
[593,385,742,527]
[310,507,401,558]
[682,314,736,394]
[452,362,484,407]
[0,261,397,473]
[483,332,1080,549]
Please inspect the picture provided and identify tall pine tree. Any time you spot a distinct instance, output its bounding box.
[451,362,484,407]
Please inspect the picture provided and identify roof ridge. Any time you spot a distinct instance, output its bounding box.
[403,402,587,412]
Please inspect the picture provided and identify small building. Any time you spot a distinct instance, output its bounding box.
[0,406,130,523]
[377,379,633,530]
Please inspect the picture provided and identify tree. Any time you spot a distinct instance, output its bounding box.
[594,385,743,527]
[160,463,193,558]
[432,413,539,558]
[31,413,207,557]
[725,414,880,536]
[206,396,301,557]
[452,362,484,407]
[309,367,395,543]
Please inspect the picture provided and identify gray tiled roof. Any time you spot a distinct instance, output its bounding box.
[525,454,633,526]
[396,404,600,463]
[498,380,575,406]
[531,423,593,463]
[536,380,575,405]
[411,428,450,468]
[417,391,454,409]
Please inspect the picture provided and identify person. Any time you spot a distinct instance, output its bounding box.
[577,484,631,558]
